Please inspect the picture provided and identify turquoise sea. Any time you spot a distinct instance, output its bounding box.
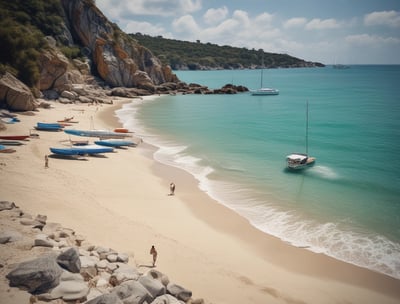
[116,65,400,279]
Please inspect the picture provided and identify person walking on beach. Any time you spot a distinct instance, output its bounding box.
[169,182,176,196]
[150,245,158,267]
[44,155,49,168]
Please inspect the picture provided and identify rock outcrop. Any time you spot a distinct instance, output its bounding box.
[0,72,38,111]
[1,202,205,304]
[60,0,178,88]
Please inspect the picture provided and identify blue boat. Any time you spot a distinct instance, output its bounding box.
[50,144,114,156]
[64,129,130,139]
[35,122,64,131]
[94,139,136,147]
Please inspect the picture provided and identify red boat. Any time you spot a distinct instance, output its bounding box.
[114,128,133,133]
[0,135,30,140]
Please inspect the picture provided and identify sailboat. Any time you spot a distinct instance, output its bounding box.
[286,102,316,170]
[251,59,279,96]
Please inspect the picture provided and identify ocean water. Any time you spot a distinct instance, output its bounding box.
[116,65,400,279]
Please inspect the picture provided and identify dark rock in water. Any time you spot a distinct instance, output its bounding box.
[57,247,81,273]
[6,254,63,293]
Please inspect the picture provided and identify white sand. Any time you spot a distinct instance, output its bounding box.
[1,98,399,304]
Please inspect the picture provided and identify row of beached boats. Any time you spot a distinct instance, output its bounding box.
[0,118,136,157]
[50,127,136,156]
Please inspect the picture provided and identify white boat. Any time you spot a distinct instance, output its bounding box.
[64,129,131,139]
[286,102,316,170]
[251,63,279,96]
[252,87,279,95]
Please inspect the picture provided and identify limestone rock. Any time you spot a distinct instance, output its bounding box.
[49,270,89,301]
[0,229,23,244]
[0,200,16,211]
[6,254,63,293]
[61,0,177,88]
[34,234,54,248]
[138,275,166,298]
[0,72,37,111]
[86,293,123,304]
[111,280,153,304]
[167,283,192,302]
[57,247,81,273]
[152,294,184,304]
[38,49,69,91]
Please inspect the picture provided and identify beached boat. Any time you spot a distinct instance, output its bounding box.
[35,122,64,131]
[0,140,24,146]
[64,129,131,139]
[0,144,16,153]
[286,102,316,170]
[94,139,136,147]
[49,144,114,156]
[0,135,30,140]
[114,128,133,133]
[57,116,78,123]
[1,117,20,124]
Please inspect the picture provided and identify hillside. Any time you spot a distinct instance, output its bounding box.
[130,33,324,70]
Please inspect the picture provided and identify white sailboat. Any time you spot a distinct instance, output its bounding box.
[286,102,316,170]
[251,58,279,96]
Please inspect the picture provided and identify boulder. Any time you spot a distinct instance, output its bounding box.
[0,200,16,211]
[86,293,123,304]
[6,254,63,293]
[0,229,23,244]
[38,49,69,91]
[166,283,192,302]
[34,234,54,248]
[49,270,89,301]
[57,247,81,273]
[111,280,153,304]
[138,275,166,298]
[0,72,37,111]
[151,294,184,304]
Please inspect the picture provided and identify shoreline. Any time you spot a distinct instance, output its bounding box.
[1,98,400,303]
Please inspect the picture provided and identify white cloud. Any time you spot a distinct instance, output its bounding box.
[364,10,400,28]
[345,34,400,46]
[203,6,228,25]
[306,18,341,30]
[96,0,202,17]
[124,21,170,37]
[283,17,307,29]
[172,15,200,34]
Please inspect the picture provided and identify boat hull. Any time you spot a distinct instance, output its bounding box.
[251,89,279,96]
[64,129,130,139]
[286,154,316,170]
[50,145,114,156]
[0,135,29,140]
[94,139,136,147]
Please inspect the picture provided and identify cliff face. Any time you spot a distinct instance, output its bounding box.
[60,0,178,88]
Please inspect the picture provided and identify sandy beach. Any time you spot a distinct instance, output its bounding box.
[1,98,400,304]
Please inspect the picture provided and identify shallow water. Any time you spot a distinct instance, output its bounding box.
[117,65,400,279]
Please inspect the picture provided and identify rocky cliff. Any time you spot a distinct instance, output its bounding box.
[60,0,178,88]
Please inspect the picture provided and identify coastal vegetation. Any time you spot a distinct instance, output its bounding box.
[130,33,324,70]
[0,0,68,87]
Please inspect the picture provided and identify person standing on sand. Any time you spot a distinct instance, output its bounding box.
[44,155,49,168]
[169,182,176,195]
[150,245,157,267]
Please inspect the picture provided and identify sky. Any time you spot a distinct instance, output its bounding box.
[95,0,400,64]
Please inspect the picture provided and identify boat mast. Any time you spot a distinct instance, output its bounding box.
[306,101,309,156]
